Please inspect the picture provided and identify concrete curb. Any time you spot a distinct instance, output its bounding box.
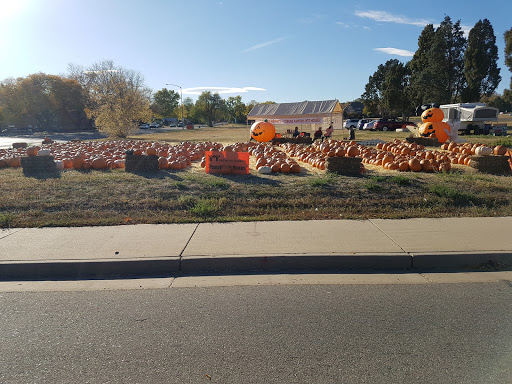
[411,251,512,270]
[0,258,180,280]
[181,253,411,274]
[1,252,512,281]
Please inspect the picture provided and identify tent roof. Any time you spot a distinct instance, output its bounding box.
[248,100,341,118]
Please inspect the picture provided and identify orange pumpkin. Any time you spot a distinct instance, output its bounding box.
[290,164,301,173]
[409,158,422,172]
[157,157,167,169]
[421,107,444,123]
[418,122,451,143]
[250,121,276,142]
[26,146,38,157]
[8,157,21,168]
[346,146,359,157]
[420,159,432,172]
[146,147,157,156]
[92,157,107,169]
[494,145,507,156]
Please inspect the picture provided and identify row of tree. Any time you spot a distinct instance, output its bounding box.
[361,17,512,118]
[0,60,268,137]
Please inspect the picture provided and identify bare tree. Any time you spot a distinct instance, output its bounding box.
[68,60,151,137]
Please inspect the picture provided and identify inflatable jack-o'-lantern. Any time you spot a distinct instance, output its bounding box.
[418,108,451,144]
[250,121,275,142]
[421,108,444,123]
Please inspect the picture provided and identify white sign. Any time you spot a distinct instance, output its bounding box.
[257,117,324,125]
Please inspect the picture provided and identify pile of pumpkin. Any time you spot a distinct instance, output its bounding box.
[0,146,25,168]
[247,142,301,173]
[440,142,508,158]
[277,139,454,172]
[277,140,361,171]
[0,140,214,171]
[368,140,452,172]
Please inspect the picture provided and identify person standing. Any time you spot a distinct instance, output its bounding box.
[323,123,334,141]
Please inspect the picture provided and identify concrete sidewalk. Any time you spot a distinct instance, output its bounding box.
[1,217,511,279]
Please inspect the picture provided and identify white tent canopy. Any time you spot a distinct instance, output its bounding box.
[247,100,344,131]
[440,103,499,122]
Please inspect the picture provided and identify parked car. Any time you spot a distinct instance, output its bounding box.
[373,118,416,131]
[149,122,160,128]
[362,120,377,130]
[139,123,149,129]
[177,121,184,127]
[357,119,368,130]
[343,119,359,129]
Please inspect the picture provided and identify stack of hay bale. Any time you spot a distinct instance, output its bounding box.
[125,152,159,173]
[470,155,511,175]
[406,137,439,147]
[21,147,58,176]
[326,157,362,175]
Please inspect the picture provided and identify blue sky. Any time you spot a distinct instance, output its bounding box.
[1,0,511,104]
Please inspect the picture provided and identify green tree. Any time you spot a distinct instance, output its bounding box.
[0,73,88,131]
[245,100,257,115]
[195,91,224,127]
[182,97,195,121]
[151,88,180,118]
[382,61,414,119]
[481,93,512,112]
[430,16,467,103]
[225,95,247,123]
[463,19,501,102]
[69,60,152,138]
[409,24,436,106]
[504,27,512,88]
[362,59,412,117]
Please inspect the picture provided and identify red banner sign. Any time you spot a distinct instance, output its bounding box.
[205,151,249,174]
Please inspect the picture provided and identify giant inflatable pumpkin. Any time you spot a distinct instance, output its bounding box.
[418,108,451,144]
[250,121,275,142]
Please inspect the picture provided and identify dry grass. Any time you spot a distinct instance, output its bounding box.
[1,127,511,228]
[1,161,511,228]
[133,125,413,145]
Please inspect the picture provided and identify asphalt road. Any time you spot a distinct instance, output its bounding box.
[1,278,512,383]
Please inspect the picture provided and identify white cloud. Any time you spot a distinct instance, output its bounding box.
[182,87,266,95]
[374,47,414,57]
[355,10,430,27]
[243,37,287,52]
[336,21,349,28]
[356,10,472,35]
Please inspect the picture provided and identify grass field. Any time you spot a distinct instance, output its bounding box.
[0,126,511,228]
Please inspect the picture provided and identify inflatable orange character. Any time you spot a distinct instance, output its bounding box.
[250,121,276,142]
[418,108,451,144]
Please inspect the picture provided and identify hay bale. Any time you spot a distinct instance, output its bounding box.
[271,137,313,145]
[326,156,362,175]
[21,155,58,177]
[406,137,439,147]
[470,155,511,175]
[125,154,159,173]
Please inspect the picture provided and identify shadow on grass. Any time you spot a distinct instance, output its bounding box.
[22,170,61,179]
[212,173,283,186]
[125,170,182,180]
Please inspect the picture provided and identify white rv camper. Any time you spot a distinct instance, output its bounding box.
[440,103,501,135]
